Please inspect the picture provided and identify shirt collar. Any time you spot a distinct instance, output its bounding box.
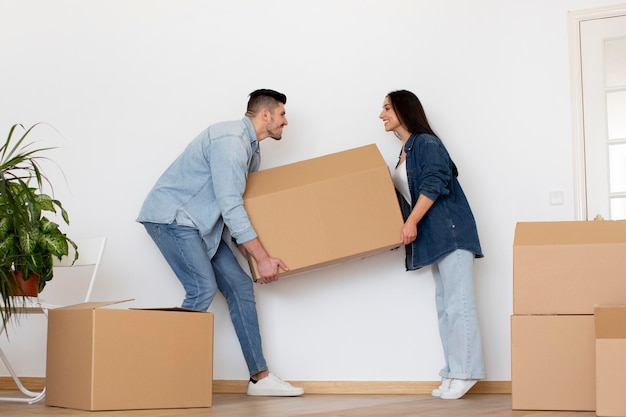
[242,117,258,146]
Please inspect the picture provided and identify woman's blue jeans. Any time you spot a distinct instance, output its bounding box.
[432,249,486,380]
[143,221,267,376]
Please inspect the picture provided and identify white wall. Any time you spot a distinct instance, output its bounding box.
[1,0,623,382]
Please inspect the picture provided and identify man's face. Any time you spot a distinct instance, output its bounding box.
[266,103,288,140]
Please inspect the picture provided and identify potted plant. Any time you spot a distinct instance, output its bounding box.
[0,123,77,328]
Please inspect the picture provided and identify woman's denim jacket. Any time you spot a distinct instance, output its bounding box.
[399,133,483,270]
[137,117,260,258]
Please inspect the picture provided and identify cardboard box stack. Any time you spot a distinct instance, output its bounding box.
[511,220,626,411]
[46,301,214,411]
[243,144,403,281]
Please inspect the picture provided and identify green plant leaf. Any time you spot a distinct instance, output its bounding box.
[0,123,75,331]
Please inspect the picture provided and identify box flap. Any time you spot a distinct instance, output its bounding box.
[129,307,209,313]
[595,305,626,338]
[244,144,385,197]
[514,220,626,246]
[55,299,134,310]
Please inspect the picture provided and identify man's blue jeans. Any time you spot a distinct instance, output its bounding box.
[143,221,267,376]
[432,249,486,380]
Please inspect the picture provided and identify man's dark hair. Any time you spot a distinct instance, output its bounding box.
[246,89,287,116]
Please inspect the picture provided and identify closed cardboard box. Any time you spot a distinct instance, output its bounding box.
[243,144,403,281]
[513,220,626,314]
[46,301,214,411]
[595,305,626,417]
[511,314,595,411]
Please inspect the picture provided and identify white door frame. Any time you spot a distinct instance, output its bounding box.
[569,4,626,220]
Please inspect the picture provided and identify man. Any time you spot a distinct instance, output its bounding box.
[137,89,303,396]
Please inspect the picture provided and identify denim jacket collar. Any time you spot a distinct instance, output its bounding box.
[404,133,418,152]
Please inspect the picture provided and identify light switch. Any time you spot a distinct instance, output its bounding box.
[549,191,564,205]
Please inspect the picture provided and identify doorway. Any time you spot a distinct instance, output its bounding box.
[570,4,626,220]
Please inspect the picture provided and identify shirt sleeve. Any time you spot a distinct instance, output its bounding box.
[417,139,452,201]
[207,134,257,244]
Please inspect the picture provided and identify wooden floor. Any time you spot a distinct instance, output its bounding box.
[0,391,596,417]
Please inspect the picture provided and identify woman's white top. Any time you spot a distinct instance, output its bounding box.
[393,160,411,205]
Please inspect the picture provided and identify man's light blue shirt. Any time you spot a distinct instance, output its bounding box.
[137,117,260,257]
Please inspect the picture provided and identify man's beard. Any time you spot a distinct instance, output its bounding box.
[268,121,283,140]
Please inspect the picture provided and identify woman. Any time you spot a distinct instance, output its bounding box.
[379,90,486,400]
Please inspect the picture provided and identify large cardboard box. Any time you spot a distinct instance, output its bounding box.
[46,301,214,411]
[513,220,626,314]
[511,314,595,411]
[243,144,403,280]
[595,305,626,417]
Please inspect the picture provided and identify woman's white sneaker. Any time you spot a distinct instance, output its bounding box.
[431,377,452,397]
[247,373,305,397]
[440,378,477,400]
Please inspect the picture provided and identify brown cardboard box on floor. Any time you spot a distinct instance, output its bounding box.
[594,305,626,417]
[511,314,595,411]
[513,220,626,314]
[45,301,213,411]
[243,144,403,281]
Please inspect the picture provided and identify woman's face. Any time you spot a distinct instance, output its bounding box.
[379,96,402,133]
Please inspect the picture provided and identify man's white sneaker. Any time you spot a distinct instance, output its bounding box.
[431,377,452,397]
[247,373,304,397]
[440,378,477,400]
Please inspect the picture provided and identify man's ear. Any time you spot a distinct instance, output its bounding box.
[261,108,270,122]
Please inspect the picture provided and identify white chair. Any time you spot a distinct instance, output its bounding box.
[0,236,107,404]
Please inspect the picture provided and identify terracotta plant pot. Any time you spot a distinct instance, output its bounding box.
[11,271,40,297]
